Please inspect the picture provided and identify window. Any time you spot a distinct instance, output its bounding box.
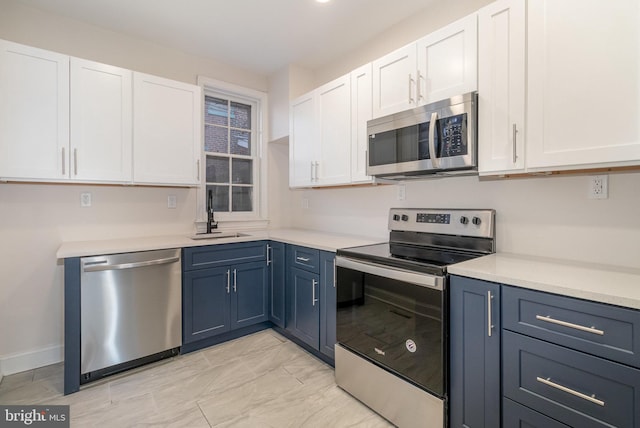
[198,77,266,224]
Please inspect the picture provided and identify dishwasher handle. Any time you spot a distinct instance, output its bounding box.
[83,256,180,272]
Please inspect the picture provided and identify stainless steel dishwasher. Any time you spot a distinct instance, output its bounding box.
[80,248,182,383]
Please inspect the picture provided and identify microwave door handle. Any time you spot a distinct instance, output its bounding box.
[429,111,440,169]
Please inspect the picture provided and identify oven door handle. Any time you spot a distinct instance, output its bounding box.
[336,257,443,291]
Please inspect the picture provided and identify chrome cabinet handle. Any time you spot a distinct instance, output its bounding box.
[312,279,318,306]
[197,159,200,181]
[536,377,605,407]
[233,269,237,292]
[226,269,230,294]
[428,111,440,169]
[417,71,423,101]
[535,315,604,336]
[487,291,494,337]
[74,148,78,175]
[408,74,415,104]
[296,256,310,262]
[310,162,314,181]
[512,124,518,164]
[266,244,272,266]
[61,147,66,175]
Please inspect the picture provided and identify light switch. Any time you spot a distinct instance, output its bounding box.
[167,195,177,209]
[80,192,92,207]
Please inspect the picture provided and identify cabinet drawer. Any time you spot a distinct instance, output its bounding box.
[183,241,266,271]
[503,331,640,428]
[503,398,570,428]
[503,285,640,368]
[288,245,320,273]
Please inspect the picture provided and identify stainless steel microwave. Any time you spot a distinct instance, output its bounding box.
[366,92,477,179]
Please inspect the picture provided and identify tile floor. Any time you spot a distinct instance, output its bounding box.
[0,330,393,427]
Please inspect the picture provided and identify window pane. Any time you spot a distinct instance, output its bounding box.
[206,156,229,183]
[207,185,229,212]
[232,158,252,184]
[204,96,228,126]
[205,124,228,153]
[232,186,253,212]
[230,101,251,129]
[230,129,251,156]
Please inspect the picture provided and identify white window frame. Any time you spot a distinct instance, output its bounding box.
[196,76,268,229]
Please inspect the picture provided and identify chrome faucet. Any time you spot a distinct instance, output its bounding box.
[207,189,218,233]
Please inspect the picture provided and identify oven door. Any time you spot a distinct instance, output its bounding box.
[336,256,445,398]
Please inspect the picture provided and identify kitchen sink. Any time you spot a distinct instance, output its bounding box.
[190,232,250,240]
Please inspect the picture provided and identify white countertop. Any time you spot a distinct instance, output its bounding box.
[449,253,640,310]
[56,228,381,259]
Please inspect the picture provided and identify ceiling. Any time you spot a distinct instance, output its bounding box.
[16,0,435,76]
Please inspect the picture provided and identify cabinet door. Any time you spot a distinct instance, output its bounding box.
[133,72,201,186]
[288,267,320,349]
[417,14,478,105]
[0,40,69,180]
[183,266,231,343]
[70,58,132,182]
[372,44,417,118]
[289,92,316,187]
[268,242,286,328]
[503,398,570,428]
[230,261,268,329]
[316,74,351,186]
[319,251,336,360]
[351,64,373,184]
[478,0,526,175]
[449,276,501,428]
[527,0,640,170]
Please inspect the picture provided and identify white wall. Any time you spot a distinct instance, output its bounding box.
[0,0,271,374]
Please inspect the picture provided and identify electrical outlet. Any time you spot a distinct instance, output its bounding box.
[302,198,310,209]
[167,195,177,209]
[80,192,92,207]
[588,175,608,199]
[397,184,406,201]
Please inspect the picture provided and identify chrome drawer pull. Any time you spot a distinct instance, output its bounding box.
[296,256,310,262]
[487,291,494,337]
[535,315,604,336]
[536,377,605,407]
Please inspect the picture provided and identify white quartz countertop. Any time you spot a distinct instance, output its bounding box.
[56,228,381,259]
[448,253,640,310]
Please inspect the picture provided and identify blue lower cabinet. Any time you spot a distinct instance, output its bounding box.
[319,251,336,359]
[288,266,320,348]
[183,267,232,343]
[503,398,570,428]
[231,261,268,329]
[268,241,286,328]
[449,275,501,428]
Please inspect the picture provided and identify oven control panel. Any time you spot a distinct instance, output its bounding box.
[389,208,495,238]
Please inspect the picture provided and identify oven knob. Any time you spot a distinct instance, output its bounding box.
[393,214,400,221]
[472,217,482,226]
[401,214,409,221]
[459,216,469,225]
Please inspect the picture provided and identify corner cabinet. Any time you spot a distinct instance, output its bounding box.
[0,40,69,180]
[133,72,202,186]
[477,0,526,175]
[182,242,268,344]
[449,275,501,428]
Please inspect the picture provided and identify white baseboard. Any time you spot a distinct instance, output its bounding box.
[0,345,63,376]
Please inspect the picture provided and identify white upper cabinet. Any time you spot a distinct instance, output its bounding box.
[133,72,202,186]
[417,14,478,105]
[289,92,316,188]
[372,44,417,118]
[351,63,373,184]
[526,0,640,171]
[477,0,526,175]
[0,40,69,180]
[316,74,351,186]
[70,58,132,182]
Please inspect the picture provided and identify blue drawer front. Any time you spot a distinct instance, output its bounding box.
[503,331,640,428]
[183,241,266,271]
[503,398,570,428]
[503,285,640,369]
[288,245,320,273]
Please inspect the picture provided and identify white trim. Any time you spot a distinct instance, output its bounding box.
[195,76,269,226]
[0,345,63,376]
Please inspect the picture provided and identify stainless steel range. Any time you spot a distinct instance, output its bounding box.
[335,208,495,428]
